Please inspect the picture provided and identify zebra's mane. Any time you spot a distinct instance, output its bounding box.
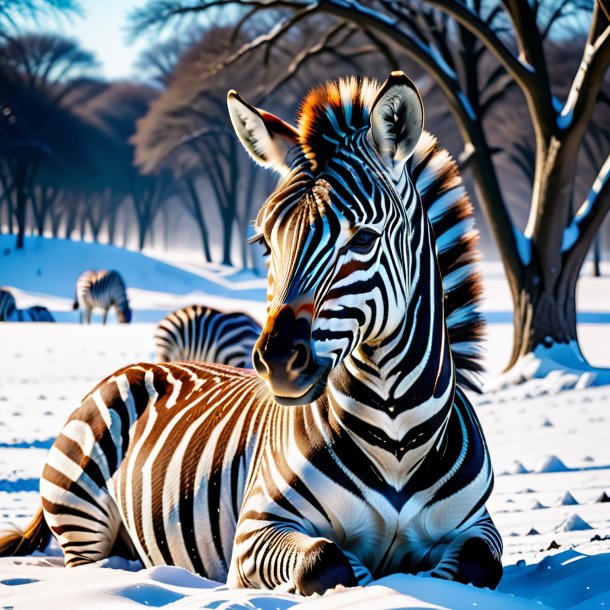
[409,132,485,392]
[298,77,486,392]
[297,77,378,170]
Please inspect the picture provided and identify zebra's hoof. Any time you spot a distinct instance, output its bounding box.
[455,537,503,589]
[293,540,357,596]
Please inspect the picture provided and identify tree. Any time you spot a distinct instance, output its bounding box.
[131,0,610,382]
[0,0,80,27]
[0,33,99,247]
[133,28,259,266]
[73,81,168,249]
[0,33,98,102]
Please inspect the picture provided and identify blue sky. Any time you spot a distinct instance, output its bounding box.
[19,0,153,80]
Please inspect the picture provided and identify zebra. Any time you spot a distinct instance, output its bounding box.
[155,305,261,368]
[0,289,55,322]
[0,288,16,321]
[0,73,502,594]
[17,305,55,322]
[73,270,132,324]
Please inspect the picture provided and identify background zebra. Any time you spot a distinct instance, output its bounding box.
[73,270,132,324]
[0,73,501,594]
[155,305,261,367]
[0,290,54,322]
[0,288,16,321]
[16,306,55,322]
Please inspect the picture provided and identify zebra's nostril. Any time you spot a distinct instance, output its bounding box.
[290,343,310,372]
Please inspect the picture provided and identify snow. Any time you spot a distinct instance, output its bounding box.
[1,236,609,609]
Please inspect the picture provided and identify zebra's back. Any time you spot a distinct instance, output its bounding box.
[41,361,267,577]
[154,305,261,367]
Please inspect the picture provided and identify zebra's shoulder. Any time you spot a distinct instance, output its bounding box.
[409,131,485,392]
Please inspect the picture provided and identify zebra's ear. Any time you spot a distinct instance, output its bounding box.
[227,90,299,176]
[368,71,424,166]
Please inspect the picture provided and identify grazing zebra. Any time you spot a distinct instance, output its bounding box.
[73,270,132,324]
[155,305,261,367]
[0,73,502,594]
[0,288,16,321]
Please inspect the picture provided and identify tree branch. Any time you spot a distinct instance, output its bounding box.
[564,154,610,259]
[561,4,610,144]
[422,0,534,90]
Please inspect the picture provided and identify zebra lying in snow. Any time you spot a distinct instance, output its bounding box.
[73,270,132,324]
[0,289,55,322]
[155,305,261,368]
[13,305,55,322]
[0,73,502,594]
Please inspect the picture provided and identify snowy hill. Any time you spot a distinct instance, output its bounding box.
[0,235,266,323]
[1,236,609,609]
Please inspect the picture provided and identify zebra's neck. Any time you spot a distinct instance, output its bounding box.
[325,183,455,489]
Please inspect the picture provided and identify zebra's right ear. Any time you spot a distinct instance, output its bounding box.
[227,90,299,176]
[368,71,423,167]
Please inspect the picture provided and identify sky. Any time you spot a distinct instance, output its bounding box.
[19,0,153,81]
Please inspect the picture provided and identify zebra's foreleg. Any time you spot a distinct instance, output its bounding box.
[102,308,108,325]
[228,526,358,595]
[418,509,503,589]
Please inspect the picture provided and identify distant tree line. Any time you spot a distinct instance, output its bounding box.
[0,31,174,253]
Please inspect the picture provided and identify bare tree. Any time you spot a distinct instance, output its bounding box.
[131,0,610,380]
[0,32,100,247]
[74,81,165,248]
[0,33,98,103]
[133,28,255,266]
[0,0,80,27]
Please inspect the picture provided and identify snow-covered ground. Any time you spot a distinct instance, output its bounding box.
[1,236,609,609]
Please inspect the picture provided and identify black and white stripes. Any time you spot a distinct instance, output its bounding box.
[74,270,132,324]
[154,305,261,367]
[1,73,502,595]
[0,288,16,321]
[0,288,55,322]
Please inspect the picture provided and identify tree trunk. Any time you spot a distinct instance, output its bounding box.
[503,142,599,372]
[593,235,601,277]
[510,263,578,366]
[138,217,147,250]
[15,172,27,250]
[107,212,117,245]
[221,211,233,266]
[185,180,212,263]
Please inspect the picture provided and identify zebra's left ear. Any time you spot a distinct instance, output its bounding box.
[368,71,424,166]
[227,90,299,176]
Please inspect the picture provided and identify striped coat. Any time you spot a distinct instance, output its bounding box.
[74,270,132,324]
[0,288,16,321]
[155,305,261,367]
[1,73,501,594]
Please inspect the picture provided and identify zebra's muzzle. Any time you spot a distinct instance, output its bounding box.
[254,305,332,406]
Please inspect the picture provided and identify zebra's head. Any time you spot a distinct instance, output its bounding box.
[228,72,424,405]
[116,302,132,324]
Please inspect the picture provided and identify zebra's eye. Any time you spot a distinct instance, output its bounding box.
[349,229,379,253]
[248,234,271,256]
